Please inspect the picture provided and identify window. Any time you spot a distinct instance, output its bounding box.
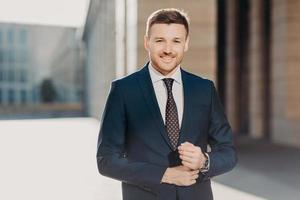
[7,29,14,44]
[19,29,27,44]
[8,89,14,104]
[2,50,7,63]
[77,90,82,102]
[1,49,8,63]
[1,69,6,82]
[8,49,14,63]
[19,49,27,62]
[32,88,38,103]
[20,69,27,82]
[8,70,14,82]
[21,89,27,103]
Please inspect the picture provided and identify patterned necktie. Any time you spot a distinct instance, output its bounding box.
[163,78,180,150]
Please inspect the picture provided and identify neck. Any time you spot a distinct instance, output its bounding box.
[150,62,179,77]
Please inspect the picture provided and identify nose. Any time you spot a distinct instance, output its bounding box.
[163,42,172,54]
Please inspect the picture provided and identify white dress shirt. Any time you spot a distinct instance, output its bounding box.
[148,63,184,128]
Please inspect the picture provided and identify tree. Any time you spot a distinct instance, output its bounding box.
[40,79,57,103]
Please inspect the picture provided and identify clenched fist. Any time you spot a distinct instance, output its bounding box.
[178,142,207,170]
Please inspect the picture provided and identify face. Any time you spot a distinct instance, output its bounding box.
[144,23,189,76]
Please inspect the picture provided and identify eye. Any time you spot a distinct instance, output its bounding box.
[155,40,163,43]
[174,40,181,43]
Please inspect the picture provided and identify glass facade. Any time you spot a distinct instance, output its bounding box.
[7,29,14,45]
[0,26,31,105]
[0,24,81,106]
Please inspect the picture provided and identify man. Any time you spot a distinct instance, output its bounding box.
[97,8,237,200]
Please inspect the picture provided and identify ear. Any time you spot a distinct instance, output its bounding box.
[184,36,190,52]
[144,35,150,51]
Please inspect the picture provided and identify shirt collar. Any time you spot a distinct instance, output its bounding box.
[148,62,182,84]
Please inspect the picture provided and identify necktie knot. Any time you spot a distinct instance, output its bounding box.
[163,78,174,93]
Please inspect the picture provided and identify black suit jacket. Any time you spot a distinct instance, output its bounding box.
[97,63,237,200]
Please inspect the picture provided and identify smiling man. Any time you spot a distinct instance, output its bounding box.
[97,8,237,200]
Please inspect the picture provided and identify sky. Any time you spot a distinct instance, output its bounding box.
[0,0,89,27]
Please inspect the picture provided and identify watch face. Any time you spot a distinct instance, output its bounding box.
[204,159,209,168]
[201,158,209,171]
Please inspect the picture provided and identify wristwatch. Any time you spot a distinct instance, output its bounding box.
[200,153,210,172]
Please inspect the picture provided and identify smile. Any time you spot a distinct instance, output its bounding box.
[160,56,174,63]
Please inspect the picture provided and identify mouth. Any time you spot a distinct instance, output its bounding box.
[160,56,174,63]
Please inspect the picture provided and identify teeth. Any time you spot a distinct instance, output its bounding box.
[162,58,172,62]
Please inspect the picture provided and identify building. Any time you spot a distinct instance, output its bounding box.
[0,22,77,105]
[0,23,36,105]
[0,22,84,117]
[50,29,84,104]
[81,0,300,148]
[218,0,300,147]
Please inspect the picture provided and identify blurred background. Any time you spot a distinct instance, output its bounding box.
[0,0,299,200]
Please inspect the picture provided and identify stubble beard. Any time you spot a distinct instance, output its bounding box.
[150,54,184,76]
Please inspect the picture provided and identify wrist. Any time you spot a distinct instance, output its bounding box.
[200,153,210,172]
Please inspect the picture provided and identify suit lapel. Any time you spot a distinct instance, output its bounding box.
[178,69,192,145]
[137,63,173,149]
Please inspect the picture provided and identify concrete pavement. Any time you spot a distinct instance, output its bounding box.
[1,118,294,200]
[214,138,300,200]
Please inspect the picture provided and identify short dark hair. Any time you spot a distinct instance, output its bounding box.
[146,8,190,37]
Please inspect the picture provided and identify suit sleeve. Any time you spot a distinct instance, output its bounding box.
[96,81,166,193]
[204,81,237,179]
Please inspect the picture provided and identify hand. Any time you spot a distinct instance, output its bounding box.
[161,165,199,186]
[178,142,207,170]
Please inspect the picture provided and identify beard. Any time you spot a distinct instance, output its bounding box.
[150,53,184,76]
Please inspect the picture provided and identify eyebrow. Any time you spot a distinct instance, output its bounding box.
[153,37,183,40]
